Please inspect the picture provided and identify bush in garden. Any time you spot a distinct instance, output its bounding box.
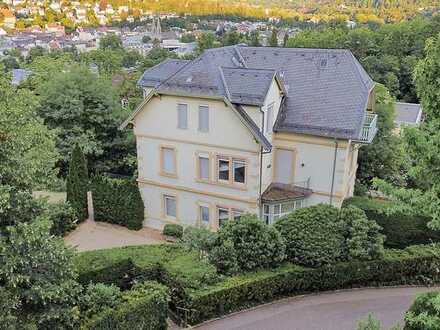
[91,176,144,230]
[66,144,89,221]
[80,283,122,320]
[83,281,168,330]
[404,291,440,329]
[163,223,183,238]
[209,239,239,275]
[45,202,79,236]
[340,206,385,261]
[274,204,344,267]
[210,215,285,273]
[181,226,217,258]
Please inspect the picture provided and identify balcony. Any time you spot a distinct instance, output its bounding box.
[357,112,378,143]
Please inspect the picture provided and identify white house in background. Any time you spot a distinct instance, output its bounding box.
[120,46,378,230]
[394,102,423,130]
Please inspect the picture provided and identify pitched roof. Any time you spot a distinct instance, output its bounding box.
[137,58,190,88]
[394,102,422,126]
[136,45,374,140]
[220,67,276,106]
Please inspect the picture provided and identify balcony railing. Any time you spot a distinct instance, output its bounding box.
[357,112,378,143]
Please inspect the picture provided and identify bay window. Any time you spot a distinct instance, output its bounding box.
[263,200,304,225]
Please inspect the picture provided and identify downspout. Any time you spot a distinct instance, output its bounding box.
[330,138,339,206]
[258,108,265,219]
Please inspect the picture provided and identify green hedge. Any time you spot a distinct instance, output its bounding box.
[163,224,183,238]
[90,176,144,230]
[74,244,219,291]
[179,244,440,325]
[83,281,168,330]
[343,197,440,249]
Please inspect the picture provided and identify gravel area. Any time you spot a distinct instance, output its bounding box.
[65,220,165,252]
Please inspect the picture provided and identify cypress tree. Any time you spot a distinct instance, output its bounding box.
[66,145,89,221]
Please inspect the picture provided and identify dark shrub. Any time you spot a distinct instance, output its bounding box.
[80,283,122,320]
[274,204,344,267]
[405,291,440,329]
[66,144,89,221]
[83,281,168,330]
[344,197,440,248]
[340,206,385,261]
[91,176,144,230]
[45,202,78,236]
[163,223,183,238]
[210,214,285,273]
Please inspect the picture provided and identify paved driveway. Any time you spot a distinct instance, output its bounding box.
[65,220,165,251]
[195,286,439,330]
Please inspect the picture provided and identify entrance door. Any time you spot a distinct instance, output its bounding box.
[274,149,295,184]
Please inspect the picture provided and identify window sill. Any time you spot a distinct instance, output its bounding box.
[159,171,178,179]
[195,178,248,191]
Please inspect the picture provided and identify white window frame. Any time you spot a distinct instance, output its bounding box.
[263,200,304,225]
[163,194,177,219]
[216,155,247,186]
[217,156,230,183]
[217,207,230,228]
[198,105,209,132]
[199,203,210,227]
[177,103,188,129]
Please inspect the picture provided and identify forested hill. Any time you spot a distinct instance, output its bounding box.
[97,0,439,23]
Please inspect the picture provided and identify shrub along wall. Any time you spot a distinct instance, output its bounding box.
[90,176,144,230]
[343,197,440,249]
[83,281,168,330]
[179,244,440,325]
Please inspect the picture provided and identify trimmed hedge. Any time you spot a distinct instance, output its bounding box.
[90,176,144,230]
[178,244,440,325]
[74,244,219,290]
[83,281,168,330]
[163,224,183,238]
[344,197,440,249]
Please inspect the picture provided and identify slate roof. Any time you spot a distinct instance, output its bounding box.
[394,102,422,126]
[221,67,276,106]
[136,45,374,140]
[138,58,190,88]
[11,69,32,86]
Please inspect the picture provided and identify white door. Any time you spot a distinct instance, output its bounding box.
[274,149,295,184]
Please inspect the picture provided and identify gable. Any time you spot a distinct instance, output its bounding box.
[132,94,264,152]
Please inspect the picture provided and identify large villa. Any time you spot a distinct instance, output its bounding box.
[120,45,378,230]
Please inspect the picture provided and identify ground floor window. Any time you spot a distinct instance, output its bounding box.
[217,207,243,228]
[199,204,210,227]
[263,199,304,225]
[164,195,177,218]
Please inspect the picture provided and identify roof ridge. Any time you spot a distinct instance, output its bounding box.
[233,45,248,68]
[221,66,277,72]
[218,67,232,100]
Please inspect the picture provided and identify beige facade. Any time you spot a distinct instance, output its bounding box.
[129,80,366,230]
